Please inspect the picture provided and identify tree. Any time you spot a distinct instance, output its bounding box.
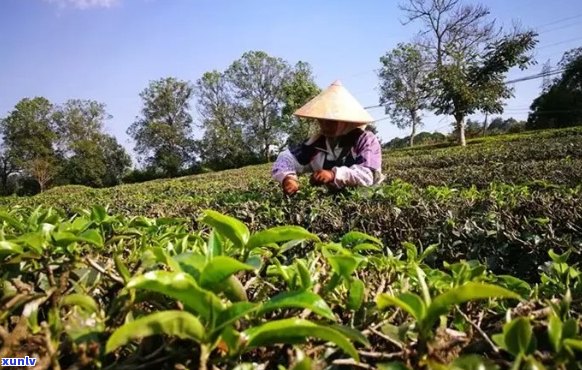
[0,97,58,167]
[527,48,582,129]
[0,147,17,195]
[400,0,538,146]
[127,77,196,177]
[541,59,553,92]
[26,157,56,193]
[226,51,292,162]
[451,118,482,138]
[365,124,379,136]
[488,116,505,132]
[194,71,253,170]
[101,135,132,187]
[0,97,60,193]
[280,61,321,148]
[64,143,107,187]
[384,131,447,149]
[53,99,109,151]
[378,43,429,147]
[54,99,131,187]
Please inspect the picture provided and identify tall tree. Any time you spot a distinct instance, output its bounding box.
[0,97,59,192]
[54,99,131,187]
[488,116,505,132]
[0,97,57,166]
[401,0,537,146]
[0,147,17,195]
[280,61,321,148]
[127,77,196,177]
[541,59,553,92]
[101,135,132,187]
[26,157,56,193]
[226,51,291,162]
[527,47,582,129]
[53,99,108,152]
[378,43,429,147]
[194,71,252,170]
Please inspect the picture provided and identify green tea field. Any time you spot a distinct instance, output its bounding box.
[1,127,581,370]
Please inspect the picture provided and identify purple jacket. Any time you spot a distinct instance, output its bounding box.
[272,128,385,189]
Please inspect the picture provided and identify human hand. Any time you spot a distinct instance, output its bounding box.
[310,169,335,185]
[282,176,299,196]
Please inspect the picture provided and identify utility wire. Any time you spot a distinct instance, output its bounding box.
[506,68,565,84]
[537,36,582,50]
[346,30,581,83]
[537,22,582,34]
[367,14,582,132]
[535,13,582,29]
[364,67,566,110]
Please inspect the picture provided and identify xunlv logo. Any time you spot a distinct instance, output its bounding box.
[1,356,38,366]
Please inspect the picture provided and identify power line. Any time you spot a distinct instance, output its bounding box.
[346,25,581,84]
[372,116,391,123]
[343,13,582,85]
[367,14,582,131]
[534,52,570,63]
[537,36,582,50]
[365,104,383,110]
[499,108,582,114]
[537,22,582,35]
[352,12,582,111]
[535,13,582,30]
[506,68,565,84]
[364,68,566,110]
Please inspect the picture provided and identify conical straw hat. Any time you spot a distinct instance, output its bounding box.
[294,80,374,124]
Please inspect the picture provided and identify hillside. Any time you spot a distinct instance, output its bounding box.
[1,127,581,370]
[2,127,582,215]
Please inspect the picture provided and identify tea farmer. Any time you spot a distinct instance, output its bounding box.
[272,80,384,196]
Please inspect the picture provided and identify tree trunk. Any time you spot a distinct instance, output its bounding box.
[262,112,270,162]
[264,138,269,163]
[456,114,466,147]
[482,113,488,136]
[0,173,8,195]
[409,110,417,147]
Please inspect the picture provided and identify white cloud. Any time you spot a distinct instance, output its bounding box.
[43,0,120,9]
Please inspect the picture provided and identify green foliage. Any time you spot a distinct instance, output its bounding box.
[383,131,448,150]
[428,30,537,145]
[0,97,58,166]
[400,0,538,146]
[225,51,292,161]
[193,56,320,169]
[127,77,196,177]
[424,355,500,370]
[378,42,429,146]
[106,311,205,353]
[0,202,581,369]
[280,61,321,148]
[0,128,582,369]
[194,70,256,170]
[54,99,131,187]
[0,97,131,193]
[243,318,359,361]
[540,249,581,296]
[377,278,520,343]
[491,317,548,370]
[528,47,582,130]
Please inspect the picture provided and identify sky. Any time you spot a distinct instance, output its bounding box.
[1,0,582,164]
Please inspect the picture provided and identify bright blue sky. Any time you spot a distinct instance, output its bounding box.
[1,0,582,164]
